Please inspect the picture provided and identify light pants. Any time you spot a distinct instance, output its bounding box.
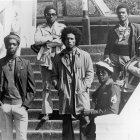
[0,103,28,140]
[110,54,130,81]
[41,66,53,114]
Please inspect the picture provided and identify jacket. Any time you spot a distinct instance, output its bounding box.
[0,56,36,108]
[52,47,94,115]
[91,79,121,115]
[104,23,140,58]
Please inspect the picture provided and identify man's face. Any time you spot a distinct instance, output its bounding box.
[117,8,128,23]
[65,33,76,51]
[96,67,111,84]
[45,9,57,24]
[5,38,19,56]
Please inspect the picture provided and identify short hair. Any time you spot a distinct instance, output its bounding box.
[44,5,57,16]
[61,26,82,46]
[116,3,129,14]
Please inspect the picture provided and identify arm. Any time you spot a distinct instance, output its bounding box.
[128,60,140,78]
[22,60,36,109]
[34,24,53,45]
[51,55,60,89]
[82,53,94,89]
[104,28,114,60]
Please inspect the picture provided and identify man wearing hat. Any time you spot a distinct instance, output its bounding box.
[82,60,121,140]
[0,32,36,140]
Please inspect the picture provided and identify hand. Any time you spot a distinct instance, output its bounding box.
[83,110,91,116]
[52,80,58,89]
[104,57,111,64]
[21,105,28,110]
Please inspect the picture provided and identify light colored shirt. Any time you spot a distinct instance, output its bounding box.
[34,21,66,69]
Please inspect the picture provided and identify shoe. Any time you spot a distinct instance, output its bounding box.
[41,114,49,121]
[38,114,44,120]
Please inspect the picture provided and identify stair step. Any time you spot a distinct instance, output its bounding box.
[22,53,103,64]
[28,120,79,130]
[21,44,105,56]
[34,89,96,99]
[0,130,80,140]
[35,79,100,90]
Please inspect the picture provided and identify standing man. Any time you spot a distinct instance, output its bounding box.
[34,5,66,121]
[83,60,121,140]
[120,47,140,112]
[52,26,94,140]
[0,32,36,140]
[104,4,140,82]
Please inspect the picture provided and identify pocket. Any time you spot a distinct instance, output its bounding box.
[75,91,90,112]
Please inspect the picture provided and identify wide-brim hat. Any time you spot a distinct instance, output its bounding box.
[95,61,113,73]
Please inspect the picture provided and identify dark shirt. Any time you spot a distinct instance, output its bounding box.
[3,59,22,105]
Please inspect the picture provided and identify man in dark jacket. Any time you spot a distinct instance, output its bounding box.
[104,4,140,82]
[0,32,36,140]
[82,60,121,140]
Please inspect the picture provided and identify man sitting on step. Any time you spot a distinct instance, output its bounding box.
[82,60,121,140]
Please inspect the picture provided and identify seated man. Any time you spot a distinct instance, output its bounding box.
[82,60,121,140]
[120,47,140,112]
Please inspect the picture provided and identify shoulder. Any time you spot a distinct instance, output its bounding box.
[109,81,121,92]
[130,23,140,29]
[78,48,91,57]
[17,57,30,64]
[0,57,6,66]
[36,23,47,29]
[56,22,66,29]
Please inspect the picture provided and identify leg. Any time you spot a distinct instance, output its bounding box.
[40,66,53,120]
[79,115,95,140]
[110,54,121,81]
[62,114,75,140]
[13,105,28,140]
[1,104,13,140]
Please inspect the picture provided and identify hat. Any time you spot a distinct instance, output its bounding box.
[95,60,113,73]
[4,32,20,45]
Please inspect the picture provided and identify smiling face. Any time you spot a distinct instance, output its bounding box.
[117,8,129,23]
[5,38,19,57]
[96,67,111,84]
[45,9,57,25]
[65,33,76,51]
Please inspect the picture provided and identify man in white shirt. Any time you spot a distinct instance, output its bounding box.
[34,5,66,121]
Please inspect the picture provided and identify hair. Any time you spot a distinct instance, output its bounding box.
[44,5,57,16]
[61,26,82,46]
[116,3,129,14]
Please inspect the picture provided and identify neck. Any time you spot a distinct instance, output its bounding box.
[66,46,76,53]
[119,19,129,27]
[48,21,55,27]
[6,54,17,60]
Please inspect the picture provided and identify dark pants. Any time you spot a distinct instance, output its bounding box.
[62,114,96,140]
[119,92,132,113]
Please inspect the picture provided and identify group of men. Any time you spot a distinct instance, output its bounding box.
[0,3,140,140]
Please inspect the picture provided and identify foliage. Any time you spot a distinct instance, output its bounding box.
[103,0,140,15]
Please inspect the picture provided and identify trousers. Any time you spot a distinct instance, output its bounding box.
[62,114,95,140]
[0,103,28,140]
[40,66,53,114]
